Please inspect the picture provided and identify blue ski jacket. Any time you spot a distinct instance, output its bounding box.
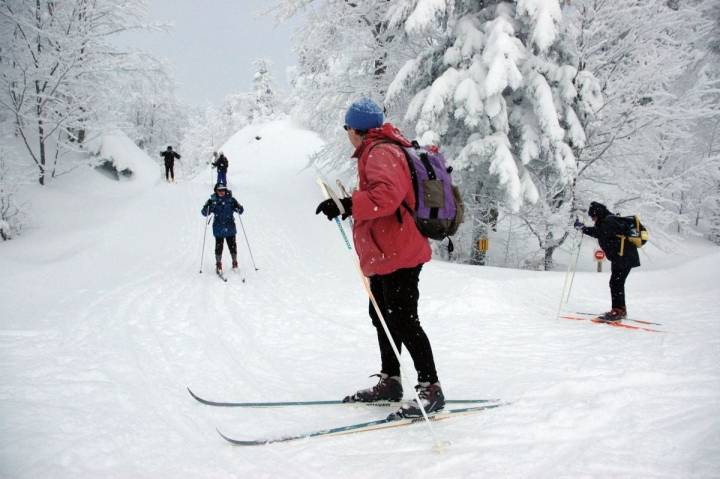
[201,191,244,237]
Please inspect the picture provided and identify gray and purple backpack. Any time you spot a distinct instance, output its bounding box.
[399,141,464,246]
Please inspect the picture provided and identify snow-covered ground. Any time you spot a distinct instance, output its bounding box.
[1,119,719,478]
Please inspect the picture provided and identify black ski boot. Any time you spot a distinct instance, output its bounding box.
[343,373,403,403]
[599,307,626,322]
[215,261,223,274]
[388,382,445,419]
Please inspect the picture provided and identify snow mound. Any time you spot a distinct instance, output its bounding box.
[92,131,158,185]
[221,118,324,174]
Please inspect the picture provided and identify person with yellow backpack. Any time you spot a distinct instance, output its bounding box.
[574,201,644,321]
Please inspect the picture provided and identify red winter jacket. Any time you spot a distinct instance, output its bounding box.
[351,123,431,276]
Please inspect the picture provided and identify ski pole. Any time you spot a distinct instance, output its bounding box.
[336,179,354,228]
[199,213,213,273]
[566,232,584,303]
[238,216,259,271]
[316,178,448,452]
[556,229,583,319]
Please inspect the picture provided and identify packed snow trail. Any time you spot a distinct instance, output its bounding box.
[1,120,718,478]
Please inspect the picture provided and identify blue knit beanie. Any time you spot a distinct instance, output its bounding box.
[344,98,384,131]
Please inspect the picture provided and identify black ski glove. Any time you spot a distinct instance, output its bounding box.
[236,205,244,215]
[574,218,584,230]
[315,197,352,221]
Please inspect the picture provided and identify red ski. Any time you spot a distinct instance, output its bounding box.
[559,314,665,333]
[570,311,661,326]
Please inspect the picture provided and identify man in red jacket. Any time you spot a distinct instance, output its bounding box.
[316,97,444,418]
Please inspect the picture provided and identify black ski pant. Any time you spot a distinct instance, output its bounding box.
[214,236,237,263]
[164,162,174,181]
[609,262,632,309]
[368,264,439,384]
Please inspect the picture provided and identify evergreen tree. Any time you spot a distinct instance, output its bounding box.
[385,1,600,267]
[251,59,278,121]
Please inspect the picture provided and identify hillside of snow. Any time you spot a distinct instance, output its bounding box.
[1,119,719,478]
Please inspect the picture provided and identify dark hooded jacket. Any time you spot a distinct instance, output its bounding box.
[201,189,243,238]
[161,148,181,165]
[581,202,640,269]
[212,154,229,172]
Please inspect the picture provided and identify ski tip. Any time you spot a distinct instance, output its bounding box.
[216,428,266,446]
[187,386,201,401]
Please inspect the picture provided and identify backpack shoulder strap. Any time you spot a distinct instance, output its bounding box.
[366,140,416,220]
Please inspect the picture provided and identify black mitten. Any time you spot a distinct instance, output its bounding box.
[315,197,352,221]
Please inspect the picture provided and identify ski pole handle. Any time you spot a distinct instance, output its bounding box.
[336,179,355,227]
[317,178,352,251]
[336,179,351,198]
[318,178,346,215]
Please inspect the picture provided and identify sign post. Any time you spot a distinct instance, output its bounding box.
[594,249,605,272]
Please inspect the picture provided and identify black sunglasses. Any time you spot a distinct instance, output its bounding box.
[343,125,350,131]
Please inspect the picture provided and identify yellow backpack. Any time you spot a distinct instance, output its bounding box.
[616,215,649,256]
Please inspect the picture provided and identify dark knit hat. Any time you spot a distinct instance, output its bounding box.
[344,98,384,131]
[214,183,228,191]
[588,201,609,218]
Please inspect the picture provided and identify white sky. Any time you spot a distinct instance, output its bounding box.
[130,0,301,106]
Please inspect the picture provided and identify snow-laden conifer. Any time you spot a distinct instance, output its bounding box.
[385,0,600,267]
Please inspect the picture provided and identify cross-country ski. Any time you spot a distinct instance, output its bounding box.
[559,314,666,332]
[186,387,499,408]
[217,403,506,446]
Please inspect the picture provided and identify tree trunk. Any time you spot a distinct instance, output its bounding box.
[35,82,46,186]
[470,223,488,266]
[543,244,556,271]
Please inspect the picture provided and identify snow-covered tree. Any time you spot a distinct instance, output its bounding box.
[384,1,600,268]
[250,59,278,121]
[119,72,186,155]
[569,0,719,241]
[0,0,162,185]
[274,0,403,177]
[0,151,24,240]
[180,104,228,177]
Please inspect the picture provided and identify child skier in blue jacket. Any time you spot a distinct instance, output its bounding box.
[201,183,244,273]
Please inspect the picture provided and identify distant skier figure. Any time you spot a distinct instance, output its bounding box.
[211,151,229,186]
[160,146,181,182]
[201,183,244,273]
[575,201,640,321]
[315,97,444,418]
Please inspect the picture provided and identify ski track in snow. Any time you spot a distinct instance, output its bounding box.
[1,120,719,478]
